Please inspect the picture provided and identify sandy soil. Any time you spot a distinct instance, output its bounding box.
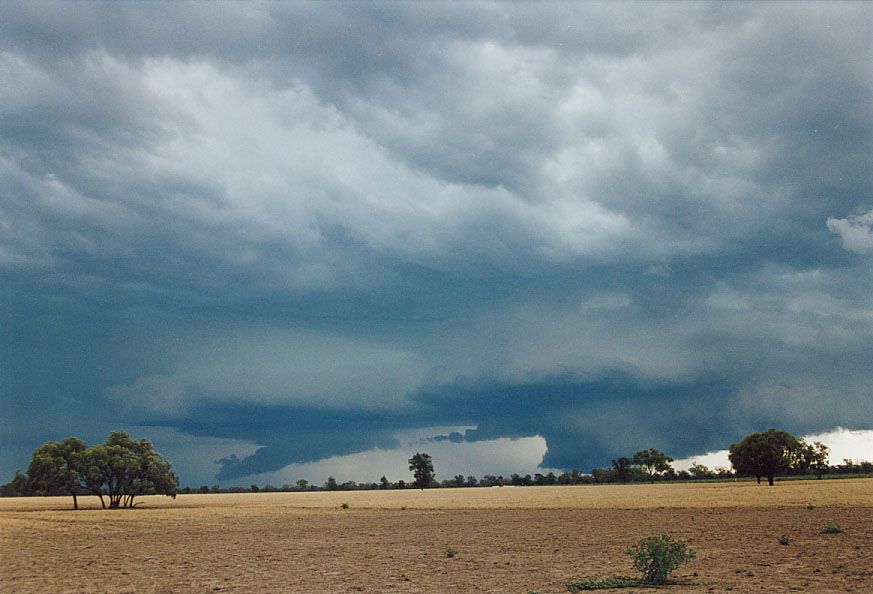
[2,479,871,593]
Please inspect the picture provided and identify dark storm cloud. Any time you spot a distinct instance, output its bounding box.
[3,2,873,483]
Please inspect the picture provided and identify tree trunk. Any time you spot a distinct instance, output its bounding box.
[73,493,78,510]
[767,475,774,486]
[756,476,761,484]
[98,494,106,509]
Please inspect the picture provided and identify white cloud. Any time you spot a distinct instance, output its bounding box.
[827,210,873,254]
[237,432,552,487]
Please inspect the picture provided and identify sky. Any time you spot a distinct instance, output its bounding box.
[2,2,873,488]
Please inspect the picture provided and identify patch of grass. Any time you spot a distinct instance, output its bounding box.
[444,546,457,558]
[821,522,842,534]
[340,502,349,509]
[567,576,643,591]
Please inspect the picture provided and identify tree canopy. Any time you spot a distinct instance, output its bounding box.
[728,429,803,486]
[632,448,674,481]
[24,431,178,509]
[408,452,435,489]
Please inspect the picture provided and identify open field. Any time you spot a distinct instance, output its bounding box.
[2,479,872,593]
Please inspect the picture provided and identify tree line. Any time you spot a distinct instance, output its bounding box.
[4,428,871,502]
[1,431,178,508]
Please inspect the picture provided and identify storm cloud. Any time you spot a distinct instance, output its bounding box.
[2,2,873,483]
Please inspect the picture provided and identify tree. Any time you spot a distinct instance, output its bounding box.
[408,452,435,489]
[27,437,87,509]
[612,457,633,483]
[1,470,33,497]
[632,448,674,482]
[688,462,714,480]
[324,476,338,491]
[728,429,802,486]
[295,479,309,491]
[804,441,830,479]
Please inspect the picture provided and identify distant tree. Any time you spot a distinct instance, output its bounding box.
[250,484,260,493]
[380,476,390,489]
[688,462,714,480]
[295,479,309,491]
[210,485,221,493]
[728,429,802,486]
[408,452,435,489]
[465,475,478,488]
[480,475,500,487]
[324,476,338,491]
[1,470,33,497]
[612,457,633,483]
[805,441,830,479]
[27,437,87,509]
[632,448,675,482]
[448,474,465,488]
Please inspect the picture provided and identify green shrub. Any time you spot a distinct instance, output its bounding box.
[626,533,696,584]
[821,523,842,534]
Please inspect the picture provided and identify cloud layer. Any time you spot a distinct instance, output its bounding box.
[2,2,873,483]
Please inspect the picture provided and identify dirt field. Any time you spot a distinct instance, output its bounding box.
[2,479,872,593]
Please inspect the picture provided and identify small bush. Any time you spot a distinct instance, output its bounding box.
[567,576,641,591]
[626,533,696,584]
[821,523,842,534]
[778,535,790,545]
[340,502,349,509]
[444,547,456,558]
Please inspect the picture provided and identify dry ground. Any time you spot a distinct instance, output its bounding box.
[2,479,871,593]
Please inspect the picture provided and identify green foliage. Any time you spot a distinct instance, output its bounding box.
[408,452,435,489]
[611,457,633,483]
[0,469,33,497]
[632,448,674,480]
[567,576,642,590]
[821,522,842,534]
[27,437,87,509]
[24,431,177,510]
[626,533,696,585]
[728,428,803,486]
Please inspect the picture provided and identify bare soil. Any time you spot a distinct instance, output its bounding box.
[2,479,871,593]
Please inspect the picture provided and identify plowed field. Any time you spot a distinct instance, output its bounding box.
[2,479,871,593]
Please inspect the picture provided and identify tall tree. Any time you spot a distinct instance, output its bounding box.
[27,437,87,509]
[804,441,830,479]
[612,457,633,483]
[728,429,802,486]
[632,448,674,482]
[408,452,435,489]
